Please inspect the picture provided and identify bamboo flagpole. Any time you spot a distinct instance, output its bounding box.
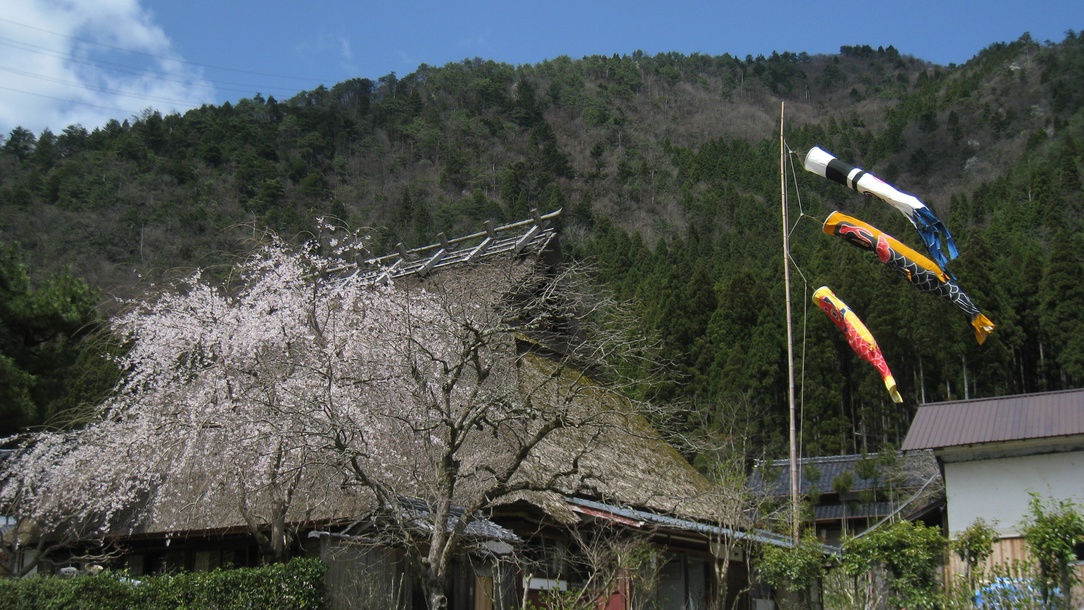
[780,102,800,545]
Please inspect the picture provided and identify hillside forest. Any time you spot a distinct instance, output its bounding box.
[1,32,1083,462]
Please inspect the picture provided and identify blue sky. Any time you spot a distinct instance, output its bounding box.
[2,0,1082,136]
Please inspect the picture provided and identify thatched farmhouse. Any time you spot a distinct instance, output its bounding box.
[5,211,794,610]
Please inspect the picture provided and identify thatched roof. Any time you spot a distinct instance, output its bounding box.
[117,211,741,540]
[507,353,734,525]
[125,349,737,538]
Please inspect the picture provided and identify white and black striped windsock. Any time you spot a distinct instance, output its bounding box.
[804,146,958,275]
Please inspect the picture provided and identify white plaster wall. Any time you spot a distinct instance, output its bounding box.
[944,450,1084,537]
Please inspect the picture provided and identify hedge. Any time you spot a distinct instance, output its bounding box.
[0,556,326,610]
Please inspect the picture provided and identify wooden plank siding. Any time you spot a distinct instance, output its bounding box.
[942,536,1084,600]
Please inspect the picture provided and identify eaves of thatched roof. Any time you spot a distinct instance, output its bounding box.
[500,352,746,528]
[565,497,832,553]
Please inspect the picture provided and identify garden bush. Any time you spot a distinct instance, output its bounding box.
[0,556,325,610]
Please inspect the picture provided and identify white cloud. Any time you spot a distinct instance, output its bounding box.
[338,36,353,62]
[0,0,215,137]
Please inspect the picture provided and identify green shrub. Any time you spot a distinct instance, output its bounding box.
[842,520,946,610]
[0,557,325,610]
[756,531,829,608]
[1020,494,1084,610]
[952,517,1000,590]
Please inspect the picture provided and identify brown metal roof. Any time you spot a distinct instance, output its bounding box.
[901,388,1084,451]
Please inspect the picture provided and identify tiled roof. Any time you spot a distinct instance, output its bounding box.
[748,451,938,497]
[813,501,899,521]
[902,388,1084,451]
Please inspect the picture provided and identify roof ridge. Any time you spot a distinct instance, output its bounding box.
[372,208,560,262]
[920,386,1084,408]
[315,208,562,282]
[766,452,887,466]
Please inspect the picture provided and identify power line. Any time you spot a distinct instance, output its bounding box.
[0,16,342,110]
[0,84,140,117]
[0,15,353,132]
[0,15,337,85]
[0,33,312,100]
[0,64,210,108]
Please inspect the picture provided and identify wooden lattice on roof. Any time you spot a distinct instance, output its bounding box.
[324,209,561,283]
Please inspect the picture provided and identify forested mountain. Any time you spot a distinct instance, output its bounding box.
[2,32,1083,459]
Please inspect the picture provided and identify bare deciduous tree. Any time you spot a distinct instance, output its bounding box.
[673,393,782,610]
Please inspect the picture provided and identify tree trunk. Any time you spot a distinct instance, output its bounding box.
[269,507,288,563]
[241,498,291,564]
[422,496,453,610]
[423,565,448,610]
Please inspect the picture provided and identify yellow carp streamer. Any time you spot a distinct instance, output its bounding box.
[823,211,995,345]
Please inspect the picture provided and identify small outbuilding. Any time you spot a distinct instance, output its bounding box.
[901,388,1084,577]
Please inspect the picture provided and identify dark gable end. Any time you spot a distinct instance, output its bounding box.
[902,388,1084,451]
